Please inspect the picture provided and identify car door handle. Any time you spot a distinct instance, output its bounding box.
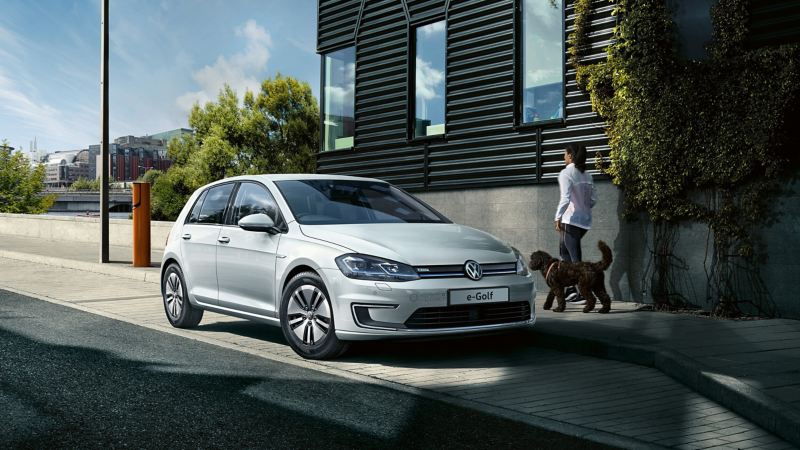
[218,236,230,244]
[182,233,191,240]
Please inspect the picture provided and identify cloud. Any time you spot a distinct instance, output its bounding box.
[176,19,272,111]
[0,24,25,64]
[415,57,444,101]
[419,21,445,37]
[0,69,96,150]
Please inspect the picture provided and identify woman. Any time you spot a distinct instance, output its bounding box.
[554,143,596,303]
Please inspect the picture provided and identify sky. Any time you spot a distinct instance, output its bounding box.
[0,0,319,154]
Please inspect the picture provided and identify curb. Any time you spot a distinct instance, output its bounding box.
[531,329,800,448]
[0,283,664,450]
[0,249,161,284]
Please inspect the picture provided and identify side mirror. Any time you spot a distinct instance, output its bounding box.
[238,213,279,234]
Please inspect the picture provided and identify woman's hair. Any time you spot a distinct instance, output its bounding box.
[566,143,587,173]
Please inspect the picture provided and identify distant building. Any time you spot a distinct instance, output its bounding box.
[92,129,190,182]
[44,150,94,188]
[148,128,194,144]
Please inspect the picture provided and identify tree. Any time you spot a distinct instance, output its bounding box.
[0,139,56,214]
[69,177,101,191]
[150,74,319,220]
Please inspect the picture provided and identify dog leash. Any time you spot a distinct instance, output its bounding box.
[545,260,560,285]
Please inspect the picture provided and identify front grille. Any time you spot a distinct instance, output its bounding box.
[404,301,531,329]
[415,262,517,279]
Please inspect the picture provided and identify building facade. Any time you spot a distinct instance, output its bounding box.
[315,0,800,317]
[44,150,95,188]
[91,129,192,182]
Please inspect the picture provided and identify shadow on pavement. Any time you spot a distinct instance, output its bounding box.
[0,323,609,450]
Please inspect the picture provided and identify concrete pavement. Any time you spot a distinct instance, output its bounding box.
[0,235,797,449]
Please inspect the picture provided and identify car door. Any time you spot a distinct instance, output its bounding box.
[179,183,235,305]
[216,182,284,317]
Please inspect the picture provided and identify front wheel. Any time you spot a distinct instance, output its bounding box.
[280,272,348,360]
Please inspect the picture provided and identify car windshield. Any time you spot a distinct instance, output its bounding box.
[274,179,450,225]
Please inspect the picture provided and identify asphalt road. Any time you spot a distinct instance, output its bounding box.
[0,290,614,449]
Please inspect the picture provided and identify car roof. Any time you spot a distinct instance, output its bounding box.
[204,173,387,187]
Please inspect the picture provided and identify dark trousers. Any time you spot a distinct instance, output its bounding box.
[560,224,587,297]
[560,223,587,263]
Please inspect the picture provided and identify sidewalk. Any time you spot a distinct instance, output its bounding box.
[1,234,798,449]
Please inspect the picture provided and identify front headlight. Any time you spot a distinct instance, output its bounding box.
[335,254,420,282]
[511,247,529,276]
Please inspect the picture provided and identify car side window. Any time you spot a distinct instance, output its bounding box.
[186,190,208,224]
[231,182,283,227]
[197,184,234,224]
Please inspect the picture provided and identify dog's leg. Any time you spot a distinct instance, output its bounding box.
[578,281,597,313]
[595,274,612,314]
[543,290,555,310]
[552,286,566,312]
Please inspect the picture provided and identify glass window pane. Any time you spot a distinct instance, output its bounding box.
[522,0,564,123]
[232,183,282,226]
[275,180,449,225]
[197,184,233,224]
[323,47,355,151]
[186,190,208,224]
[415,21,446,137]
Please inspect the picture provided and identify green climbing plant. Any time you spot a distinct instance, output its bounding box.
[571,0,800,317]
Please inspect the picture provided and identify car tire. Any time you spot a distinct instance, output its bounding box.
[162,263,203,328]
[280,271,348,360]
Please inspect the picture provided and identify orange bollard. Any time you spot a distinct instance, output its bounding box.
[132,181,151,267]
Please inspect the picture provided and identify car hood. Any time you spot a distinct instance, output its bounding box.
[299,223,516,266]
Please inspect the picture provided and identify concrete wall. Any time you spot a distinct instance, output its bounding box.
[0,213,173,251]
[417,180,800,319]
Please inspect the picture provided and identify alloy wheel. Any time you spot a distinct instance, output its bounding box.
[287,284,331,346]
[165,272,184,320]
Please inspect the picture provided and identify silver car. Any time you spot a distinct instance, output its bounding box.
[160,174,535,359]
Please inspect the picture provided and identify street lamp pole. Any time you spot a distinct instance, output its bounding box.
[99,0,110,263]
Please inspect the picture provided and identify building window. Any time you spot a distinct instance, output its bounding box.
[521,0,564,124]
[414,21,446,138]
[667,0,714,60]
[322,46,355,151]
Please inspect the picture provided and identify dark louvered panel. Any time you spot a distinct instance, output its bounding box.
[317,145,427,189]
[316,0,616,190]
[427,0,530,188]
[406,0,447,22]
[537,0,613,180]
[405,301,532,329]
[318,0,361,52]
[355,0,408,148]
[748,0,800,48]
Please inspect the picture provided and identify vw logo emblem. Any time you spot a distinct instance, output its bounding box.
[464,260,483,281]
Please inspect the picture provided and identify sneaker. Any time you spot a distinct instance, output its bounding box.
[566,292,579,302]
[569,295,586,305]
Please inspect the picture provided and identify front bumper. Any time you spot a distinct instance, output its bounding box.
[319,268,536,341]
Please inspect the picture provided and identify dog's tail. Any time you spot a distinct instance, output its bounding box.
[594,240,613,271]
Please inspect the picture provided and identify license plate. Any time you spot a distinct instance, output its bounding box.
[449,287,509,305]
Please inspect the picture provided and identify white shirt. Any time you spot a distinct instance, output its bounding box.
[554,163,596,230]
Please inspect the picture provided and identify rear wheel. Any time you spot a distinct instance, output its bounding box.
[162,263,203,328]
[280,271,348,360]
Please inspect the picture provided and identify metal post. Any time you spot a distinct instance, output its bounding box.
[100,0,109,263]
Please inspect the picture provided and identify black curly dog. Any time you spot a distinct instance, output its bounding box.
[529,241,613,313]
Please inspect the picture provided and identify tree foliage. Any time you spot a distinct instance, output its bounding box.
[150,74,319,220]
[575,0,800,316]
[69,176,101,191]
[0,140,56,214]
